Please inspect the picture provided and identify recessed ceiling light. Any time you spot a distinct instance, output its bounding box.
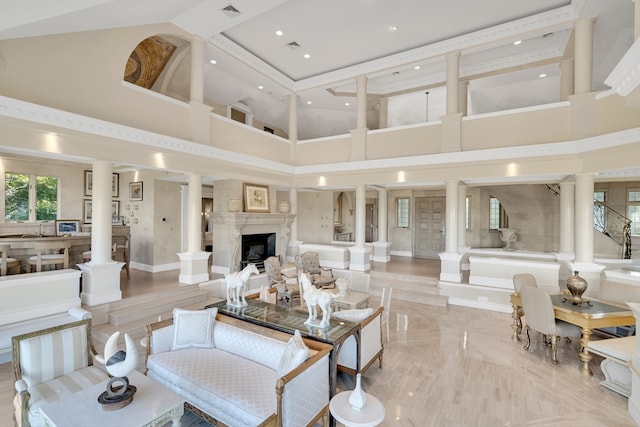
[275,30,283,36]
[513,40,522,46]
[539,73,547,78]
[258,85,264,90]
[209,59,217,64]
[306,101,312,105]
[389,25,398,31]
[303,53,310,59]
[414,65,420,70]
[345,102,350,106]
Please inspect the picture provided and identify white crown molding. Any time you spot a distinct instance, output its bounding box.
[604,37,640,96]
[0,96,295,175]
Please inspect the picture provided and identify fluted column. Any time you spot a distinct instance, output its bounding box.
[574,17,595,95]
[446,52,460,115]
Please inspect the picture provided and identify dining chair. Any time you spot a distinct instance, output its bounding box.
[264,256,299,306]
[380,286,393,343]
[512,273,538,335]
[0,243,21,275]
[27,241,71,272]
[520,285,581,364]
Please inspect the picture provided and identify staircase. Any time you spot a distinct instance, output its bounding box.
[368,271,448,308]
[88,286,221,349]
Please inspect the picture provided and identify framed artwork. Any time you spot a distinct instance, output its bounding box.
[243,182,270,213]
[83,199,92,224]
[55,219,80,236]
[84,171,119,197]
[83,200,120,224]
[129,181,143,201]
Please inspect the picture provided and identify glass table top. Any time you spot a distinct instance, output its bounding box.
[206,299,358,344]
[551,294,632,317]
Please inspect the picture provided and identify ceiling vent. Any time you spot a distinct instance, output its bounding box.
[221,5,241,18]
[286,41,301,50]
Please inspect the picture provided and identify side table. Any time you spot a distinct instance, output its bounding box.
[329,391,385,427]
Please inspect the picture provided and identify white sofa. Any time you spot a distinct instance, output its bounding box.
[144,308,332,427]
[334,307,384,375]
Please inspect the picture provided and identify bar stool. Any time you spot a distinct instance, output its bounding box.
[0,243,21,275]
[27,241,70,272]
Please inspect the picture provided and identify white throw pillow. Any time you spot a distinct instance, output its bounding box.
[171,308,217,350]
[277,330,309,378]
[333,308,374,323]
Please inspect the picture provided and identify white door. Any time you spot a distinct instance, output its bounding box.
[414,197,445,258]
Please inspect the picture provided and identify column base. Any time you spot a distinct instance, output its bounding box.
[349,246,371,272]
[78,262,124,306]
[439,252,463,283]
[371,241,391,263]
[178,251,211,285]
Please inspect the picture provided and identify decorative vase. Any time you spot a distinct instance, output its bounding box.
[228,198,241,212]
[498,228,518,250]
[349,373,367,410]
[278,201,290,213]
[566,271,588,304]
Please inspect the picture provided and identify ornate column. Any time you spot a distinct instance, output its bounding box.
[78,160,123,306]
[572,173,604,296]
[574,17,595,95]
[439,180,462,283]
[178,173,211,285]
[349,184,371,271]
[372,188,391,262]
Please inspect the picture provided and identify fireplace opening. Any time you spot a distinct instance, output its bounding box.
[240,233,276,271]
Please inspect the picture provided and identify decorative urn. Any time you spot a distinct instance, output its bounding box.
[565,271,588,304]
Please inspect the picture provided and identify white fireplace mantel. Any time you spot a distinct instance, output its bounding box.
[212,212,296,226]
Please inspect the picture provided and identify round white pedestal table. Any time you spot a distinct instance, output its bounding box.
[329,391,385,427]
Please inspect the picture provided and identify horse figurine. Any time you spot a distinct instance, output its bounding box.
[225,263,259,307]
[300,272,337,327]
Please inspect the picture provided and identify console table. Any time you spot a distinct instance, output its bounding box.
[206,299,361,397]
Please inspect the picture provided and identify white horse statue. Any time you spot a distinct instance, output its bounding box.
[300,272,337,327]
[225,263,259,307]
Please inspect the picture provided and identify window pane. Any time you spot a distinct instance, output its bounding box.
[397,198,409,228]
[629,191,640,202]
[36,175,58,221]
[630,206,640,235]
[489,197,500,230]
[5,172,29,221]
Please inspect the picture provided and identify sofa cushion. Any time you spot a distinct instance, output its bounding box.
[22,365,108,426]
[147,348,276,427]
[277,330,309,378]
[171,308,217,350]
[213,321,285,370]
[333,308,373,323]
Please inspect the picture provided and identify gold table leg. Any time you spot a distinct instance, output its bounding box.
[511,303,522,341]
[579,327,593,375]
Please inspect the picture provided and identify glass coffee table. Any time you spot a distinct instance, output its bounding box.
[206,299,361,396]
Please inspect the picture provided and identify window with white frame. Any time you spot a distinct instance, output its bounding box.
[489,196,508,230]
[4,172,58,222]
[396,197,409,228]
[628,190,640,235]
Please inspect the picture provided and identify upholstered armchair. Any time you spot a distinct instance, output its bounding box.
[264,256,300,306]
[295,251,335,288]
[12,313,108,427]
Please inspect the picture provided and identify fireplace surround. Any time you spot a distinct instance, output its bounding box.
[241,233,276,270]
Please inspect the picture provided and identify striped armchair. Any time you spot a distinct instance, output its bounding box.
[12,316,109,427]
